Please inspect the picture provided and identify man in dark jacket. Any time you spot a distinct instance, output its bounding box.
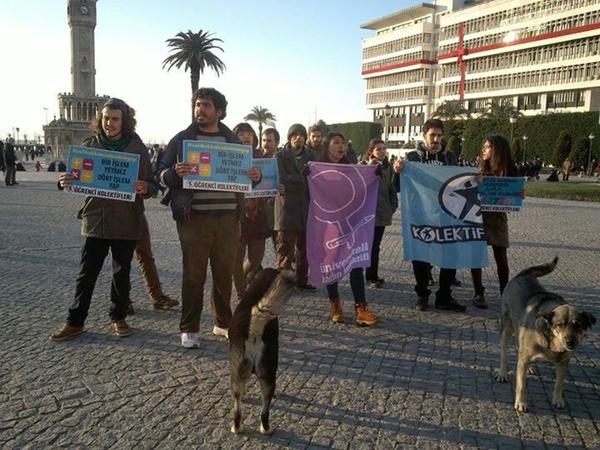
[158,88,260,349]
[393,119,466,313]
[51,97,157,341]
[3,141,17,185]
[274,124,316,290]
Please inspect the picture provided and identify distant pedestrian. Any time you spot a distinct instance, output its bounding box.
[34,160,41,171]
[562,158,572,181]
[3,142,17,186]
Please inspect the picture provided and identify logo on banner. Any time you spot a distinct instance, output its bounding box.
[438,174,482,224]
[312,167,375,250]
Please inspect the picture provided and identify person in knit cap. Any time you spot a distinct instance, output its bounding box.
[273,124,316,290]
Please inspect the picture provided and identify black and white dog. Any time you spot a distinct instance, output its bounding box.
[228,268,296,434]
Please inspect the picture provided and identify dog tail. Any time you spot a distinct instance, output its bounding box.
[515,256,558,279]
[249,270,296,338]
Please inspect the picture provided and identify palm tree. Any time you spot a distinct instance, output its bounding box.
[432,100,469,120]
[480,98,521,120]
[162,30,226,100]
[244,106,277,139]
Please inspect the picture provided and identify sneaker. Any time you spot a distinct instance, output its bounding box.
[181,332,200,348]
[472,294,488,309]
[212,325,229,339]
[435,298,467,312]
[415,296,429,311]
[355,304,378,326]
[111,320,132,337]
[152,294,178,310]
[297,283,318,292]
[126,303,135,316]
[367,281,383,289]
[50,323,85,341]
[451,278,462,287]
[329,297,344,323]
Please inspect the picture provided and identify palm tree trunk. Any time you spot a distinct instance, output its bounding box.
[258,123,263,144]
[190,67,200,118]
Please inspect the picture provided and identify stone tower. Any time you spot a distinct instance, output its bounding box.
[44,0,109,161]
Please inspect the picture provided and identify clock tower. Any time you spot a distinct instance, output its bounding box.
[44,0,109,161]
[68,0,97,96]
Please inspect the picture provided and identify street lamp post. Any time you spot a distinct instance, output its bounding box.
[15,127,20,145]
[588,133,595,176]
[383,104,391,145]
[509,116,517,143]
[522,135,528,163]
[43,107,49,124]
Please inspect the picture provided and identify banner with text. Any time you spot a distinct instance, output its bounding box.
[183,140,252,193]
[246,158,279,198]
[479,176,526,212]
[66,145,139,202]
[400,162,488,269]
[307,162,379,286]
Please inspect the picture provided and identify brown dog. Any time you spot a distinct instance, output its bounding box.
[497,257,596,412]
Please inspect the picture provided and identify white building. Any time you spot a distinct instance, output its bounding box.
[361,0,600,146]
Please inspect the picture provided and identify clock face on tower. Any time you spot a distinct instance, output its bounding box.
[80,5,89,15]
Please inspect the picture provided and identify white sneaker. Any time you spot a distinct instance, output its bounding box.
[212,325,229,339]
[181,332,200,349]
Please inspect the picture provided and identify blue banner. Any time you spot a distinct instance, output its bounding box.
[479,176,526,212]
[182,140,252,193]
[245,158,279,198]
[400,162,488,269]
[66,145,140,202]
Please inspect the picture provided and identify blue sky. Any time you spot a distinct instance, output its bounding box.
[0,0,413,144]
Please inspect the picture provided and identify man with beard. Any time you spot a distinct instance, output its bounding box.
[274,124,316,291]
[307,124,324,160]
[158,88,261,349]
[393,119,466,313]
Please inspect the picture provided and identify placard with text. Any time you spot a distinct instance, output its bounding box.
[66,145,139,202]
[479,176,526,212]
[182,140,252,193]
[245,158,279,198]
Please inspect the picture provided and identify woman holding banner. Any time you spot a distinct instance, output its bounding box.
[470,135,518,308]
[320,133,378,326]
[360,138,398,289]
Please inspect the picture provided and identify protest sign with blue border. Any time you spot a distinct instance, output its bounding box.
[182,140,252,193]
[401,162,489,269]
[66,145,139,202]
[246,158,279,198]
[479,176,526,212]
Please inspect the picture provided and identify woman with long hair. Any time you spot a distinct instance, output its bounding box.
[320,132,378,326]
[471,134,518,308]
[360,138,398,288]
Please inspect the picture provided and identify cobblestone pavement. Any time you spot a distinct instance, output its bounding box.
[1,169,599,449]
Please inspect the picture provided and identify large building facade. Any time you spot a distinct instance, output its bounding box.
[44,0,109,161]
[362,0,600,146]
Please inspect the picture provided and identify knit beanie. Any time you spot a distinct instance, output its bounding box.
[287,123,307,141]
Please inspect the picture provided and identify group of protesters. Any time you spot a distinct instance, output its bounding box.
[50,87,517,348]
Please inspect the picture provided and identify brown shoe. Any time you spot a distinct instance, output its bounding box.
[329,297,344,323]
[355,303,378,326]
[111,320,132,337]
[152,294,179,310]
[415,296,429,311]
[50,323,85,341]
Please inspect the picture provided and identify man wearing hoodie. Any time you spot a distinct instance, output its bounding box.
[393,119,466,313]
[158,88,260,349]
[274,124,316,291]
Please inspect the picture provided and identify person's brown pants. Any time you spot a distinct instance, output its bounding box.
[176,211,239,332]
[135,215,164,300]
[275,230,308,286]
[233,237,266,299]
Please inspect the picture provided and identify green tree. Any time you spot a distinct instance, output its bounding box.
[569,137,589,171]
[480,98,521,121]
[445,136,461,156]
[551,131,573,167]
[162,30,226,110]
[244,106,276,140]
[432,100,469,120]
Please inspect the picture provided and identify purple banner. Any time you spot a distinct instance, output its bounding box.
[307,162,379,286]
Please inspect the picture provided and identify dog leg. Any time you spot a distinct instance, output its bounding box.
[552,362,567,408]
[230,379,246,434]
[514,351,530,412]
[497,313,512,382]
[257,376,276,435]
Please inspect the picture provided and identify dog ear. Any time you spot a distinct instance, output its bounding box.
[580,312,596,330]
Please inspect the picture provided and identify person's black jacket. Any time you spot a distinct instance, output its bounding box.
[158,121,244,223]
[3,142,16,166]
[393,142,457,191]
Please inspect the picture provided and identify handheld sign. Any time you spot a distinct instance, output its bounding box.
[245,158,279,198]
[183,140,252,193]
[66,145,140,202]
[478,176,526,212]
